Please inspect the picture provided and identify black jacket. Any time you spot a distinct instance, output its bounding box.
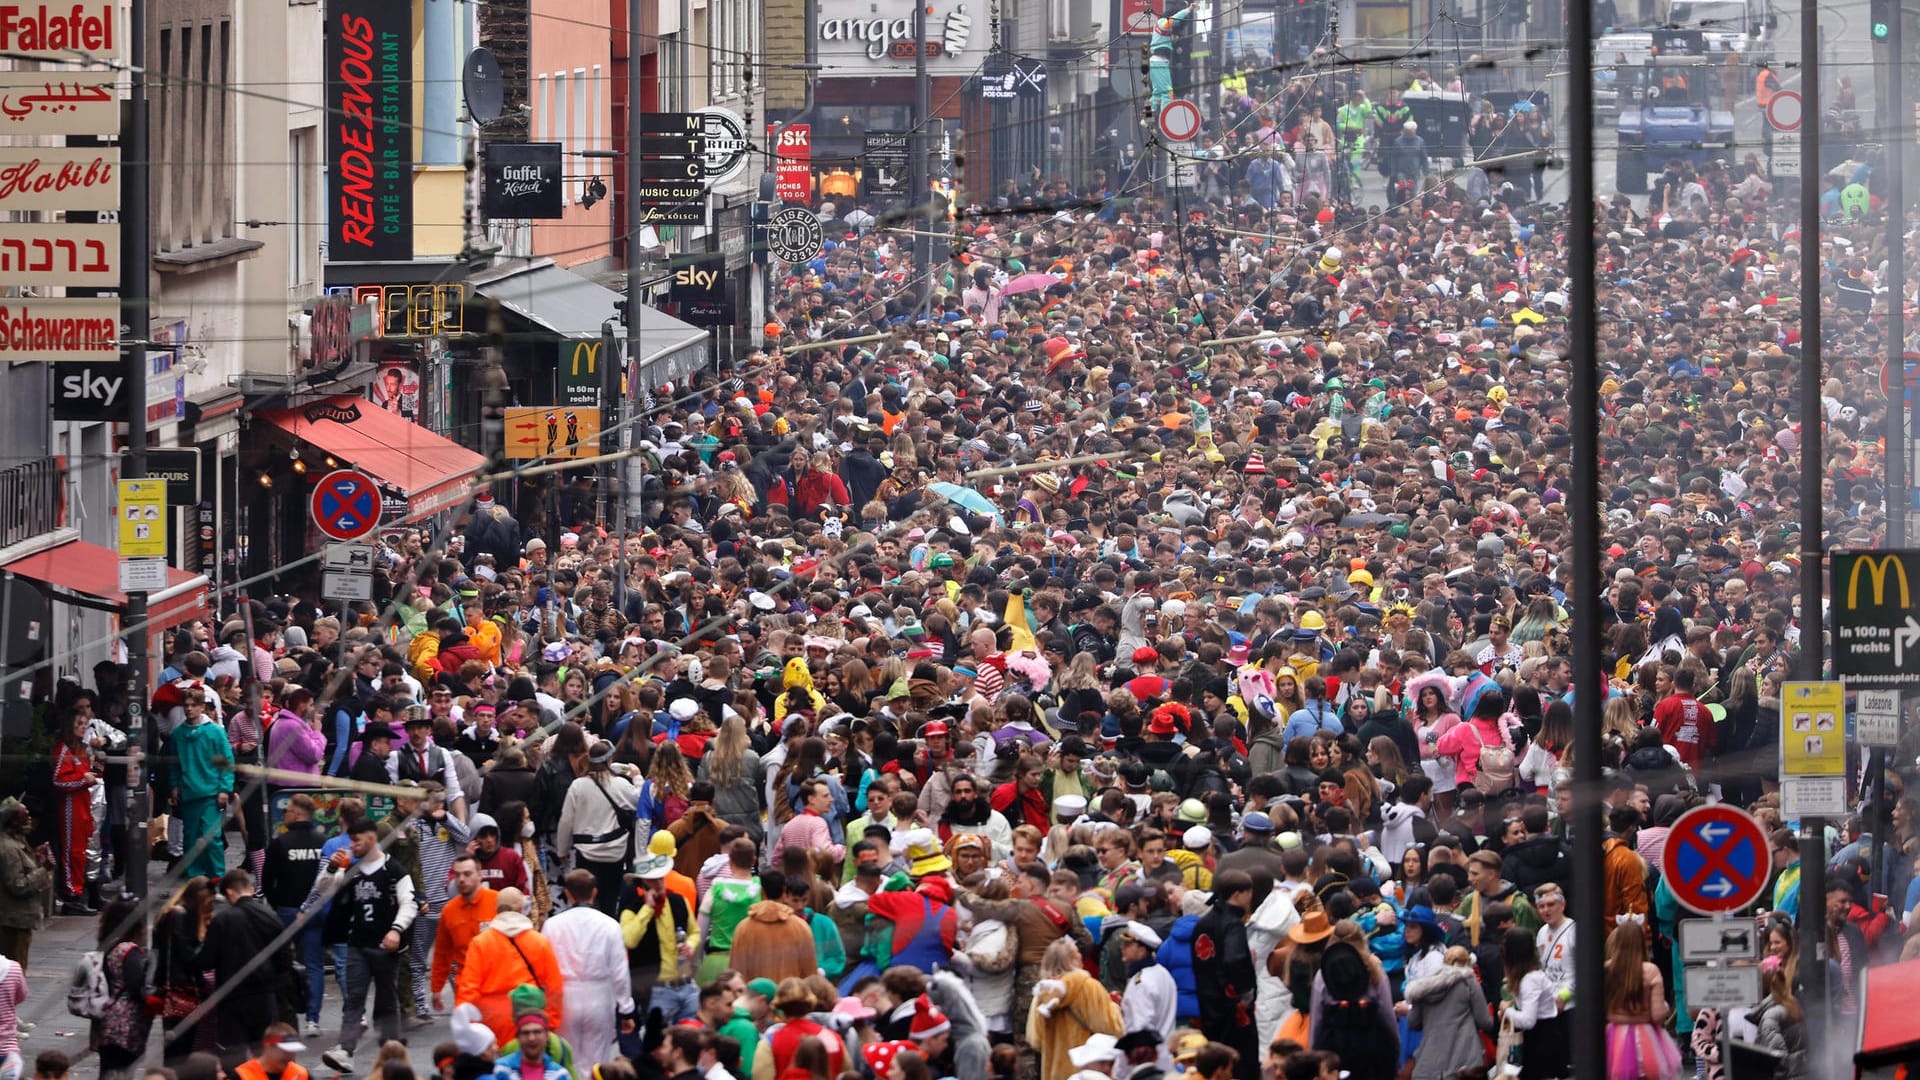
[1502,833,1571,898]
[264,819,329,910]
[1192,899,1257,1028]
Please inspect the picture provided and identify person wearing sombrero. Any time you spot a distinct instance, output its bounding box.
[1272,908,1334,1047]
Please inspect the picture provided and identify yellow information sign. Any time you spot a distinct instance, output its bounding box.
[1780,681,1847,776]
[503,406,601,460]
[117,478,168,557]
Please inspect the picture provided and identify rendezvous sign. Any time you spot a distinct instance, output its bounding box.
[1832,550,1920,686]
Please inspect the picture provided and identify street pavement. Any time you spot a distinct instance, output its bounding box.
[10,911,463,1080]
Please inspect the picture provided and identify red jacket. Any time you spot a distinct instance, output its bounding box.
[794,471,850,517]
[992,781,1050,830]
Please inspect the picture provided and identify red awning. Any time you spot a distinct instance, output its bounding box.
[1858,954,1920,1070]
[254,395,487,520]
[4,539,209,629]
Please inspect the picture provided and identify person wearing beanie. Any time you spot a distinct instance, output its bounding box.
[489,1001,569,1080]
[497,986,579,1077]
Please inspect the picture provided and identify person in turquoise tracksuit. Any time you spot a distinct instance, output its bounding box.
[170,685,234,880]
[1148,0,1193,112]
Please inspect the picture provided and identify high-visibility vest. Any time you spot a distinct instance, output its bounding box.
[1755,68,1780,108]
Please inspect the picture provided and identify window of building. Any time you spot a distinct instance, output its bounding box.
[153,12,245,262]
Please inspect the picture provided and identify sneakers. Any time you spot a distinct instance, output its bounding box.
[303,1019,323,1038]
[406,1012,434,1030]
[58,901,97,917]
[321,1046,354,1074]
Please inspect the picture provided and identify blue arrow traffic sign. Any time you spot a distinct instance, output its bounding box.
[311,468,383,542]
[1661,804,1770,915]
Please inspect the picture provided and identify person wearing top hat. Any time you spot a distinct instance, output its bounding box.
[1116,923,1176,1077]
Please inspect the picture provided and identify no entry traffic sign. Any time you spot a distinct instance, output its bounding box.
[1661,804,1770,915]
[1766,90,1802,132]
[311,468,383,542]
[1158,99,1201,143]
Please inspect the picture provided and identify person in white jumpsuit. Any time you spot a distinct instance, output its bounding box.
[1246,881,1302,1050]
[543,871,634,1067]
[1116,922,1176,1079]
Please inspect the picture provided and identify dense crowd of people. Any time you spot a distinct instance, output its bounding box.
[1,56,1916,1080]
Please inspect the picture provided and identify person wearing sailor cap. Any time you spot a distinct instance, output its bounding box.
[1117,923,1176,1077]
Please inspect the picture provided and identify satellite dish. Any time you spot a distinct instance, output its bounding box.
[464,47,504,125]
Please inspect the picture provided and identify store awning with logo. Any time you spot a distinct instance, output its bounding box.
[254,396,488,520]
[469,257,710,382]
[3,539,208,629]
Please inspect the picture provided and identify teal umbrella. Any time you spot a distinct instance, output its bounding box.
[928,481,1003,523]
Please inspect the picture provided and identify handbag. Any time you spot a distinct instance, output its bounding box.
[162,985,200,1021]
[1490,1012,1524,1078]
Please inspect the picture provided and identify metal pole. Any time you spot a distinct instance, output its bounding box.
[679,0,692,110]
[627,0,644,534]
[1566,0,1603,1066]
[913,0,932,320]
[1889,9,1908,545]
[122,0,153,904]
[1796,0,1828,1064]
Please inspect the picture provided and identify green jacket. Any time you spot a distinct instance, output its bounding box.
[0,830,51,929]
[171,718,234,800]
[720,1007,762,1073]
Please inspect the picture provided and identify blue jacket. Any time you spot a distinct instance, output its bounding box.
[1159,913,1201,1023]
[491,1049,568,1080]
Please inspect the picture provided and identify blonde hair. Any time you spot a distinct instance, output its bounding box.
[1038,935,1083,979]
[1444,945,1473,967]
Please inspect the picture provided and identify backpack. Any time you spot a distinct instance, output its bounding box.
[68,949,113,1019]
[1312,942,1399,1077]
[1470,721,1517,794]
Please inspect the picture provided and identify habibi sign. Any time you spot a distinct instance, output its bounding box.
[482,142,564,219]
[327,0,414,262]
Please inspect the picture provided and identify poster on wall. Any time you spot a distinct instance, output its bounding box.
[367,361,421,422]
[326,0,415,262]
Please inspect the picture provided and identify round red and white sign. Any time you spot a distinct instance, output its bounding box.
[1766,90,1802,132]
[1158,99,1202,143]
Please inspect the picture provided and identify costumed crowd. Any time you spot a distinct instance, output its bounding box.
[3,60,1918,1080]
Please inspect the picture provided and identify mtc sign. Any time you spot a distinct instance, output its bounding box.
[1832,550,1920,685]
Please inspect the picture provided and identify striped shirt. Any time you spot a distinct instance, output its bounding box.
[0,955,25,1057]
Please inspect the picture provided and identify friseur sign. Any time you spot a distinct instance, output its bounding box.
[1831,549,1920,686]
[327,0,413,262]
